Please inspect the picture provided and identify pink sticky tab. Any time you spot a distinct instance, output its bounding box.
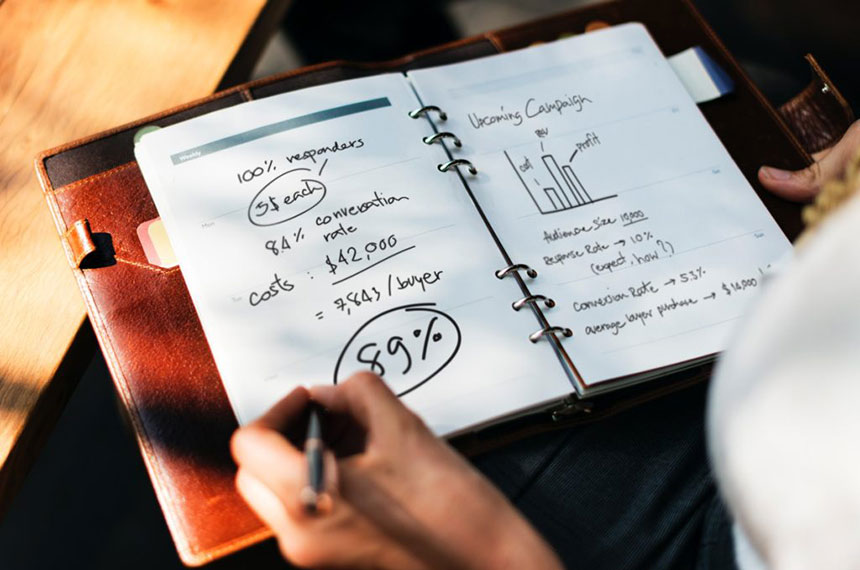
[137,218,178,268]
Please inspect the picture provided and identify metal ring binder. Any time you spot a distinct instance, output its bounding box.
[551,397,594,422]
[423,132,462,147]
[529,326,573,343]
[495,264,538,280]
[512,295,555,311]
[437,159,477,175]
[412,106,564,347]
[408,105,448,121]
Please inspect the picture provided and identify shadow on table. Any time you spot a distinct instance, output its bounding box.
[0,355,288,570]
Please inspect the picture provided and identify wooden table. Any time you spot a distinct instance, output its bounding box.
[0,0,288,516]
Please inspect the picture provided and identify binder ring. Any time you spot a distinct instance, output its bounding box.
[437,159,477,175]
[529,326,573,343]
[512,295,556,311]
[423,132,462,147]
[495,264,538,280]
[409,105,448,121]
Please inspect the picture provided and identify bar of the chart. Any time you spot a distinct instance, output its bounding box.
[542,155,580,207]
[563,165,592,202]
[561,165,587,205]
[544,188,563,210]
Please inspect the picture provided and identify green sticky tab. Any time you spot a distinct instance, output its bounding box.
[134,125,161,145]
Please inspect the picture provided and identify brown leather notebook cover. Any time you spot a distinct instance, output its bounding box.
[33,0,853,565]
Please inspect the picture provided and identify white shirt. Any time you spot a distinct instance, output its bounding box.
[708,194,860,570]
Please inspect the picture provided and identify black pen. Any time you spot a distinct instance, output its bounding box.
[300,403,325,514]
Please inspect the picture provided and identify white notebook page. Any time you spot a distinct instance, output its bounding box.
[409,23,792,387]
[135,73,571,434]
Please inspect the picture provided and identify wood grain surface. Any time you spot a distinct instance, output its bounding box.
[0,0,268,515]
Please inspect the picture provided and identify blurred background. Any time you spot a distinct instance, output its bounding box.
[255,0,859,109]
[0,1,856,568]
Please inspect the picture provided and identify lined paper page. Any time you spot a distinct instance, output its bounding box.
[409,24,792,387]
[135,73,571,434]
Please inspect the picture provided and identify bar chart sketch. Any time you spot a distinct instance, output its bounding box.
[504,149,616,215]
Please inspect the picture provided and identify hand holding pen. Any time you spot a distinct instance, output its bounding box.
[230,372,563,570]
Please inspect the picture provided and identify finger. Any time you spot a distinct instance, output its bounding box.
[311,372,422,437]
[759,162,827,202]
[759,121,860,202]
[231,424,309,518]
[253,386,310,433]
[236,468,293,532]
[237,468,343,569]
[811,148,831,162]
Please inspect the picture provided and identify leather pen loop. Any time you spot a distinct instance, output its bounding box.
[64,219,97,268]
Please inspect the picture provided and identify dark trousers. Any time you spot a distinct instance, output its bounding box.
[473,382,736,569]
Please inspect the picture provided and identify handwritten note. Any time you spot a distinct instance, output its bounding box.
[135,73,572,434]
[409,23,792,388]
[135,25,794,430]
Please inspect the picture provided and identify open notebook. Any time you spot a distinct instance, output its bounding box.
[135,24,791,436]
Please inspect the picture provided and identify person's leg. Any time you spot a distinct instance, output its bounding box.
[473,382,735,569]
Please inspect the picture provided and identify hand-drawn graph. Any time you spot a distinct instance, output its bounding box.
[504,149,616,215]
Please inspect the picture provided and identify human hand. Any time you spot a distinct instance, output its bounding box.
[231,372,563,570]
[758,120,860,201]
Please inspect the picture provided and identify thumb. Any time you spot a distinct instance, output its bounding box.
[759,121,860,202]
